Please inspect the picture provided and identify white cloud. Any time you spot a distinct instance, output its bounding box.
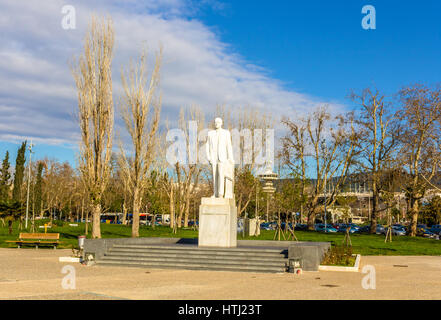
[0,0,347,148]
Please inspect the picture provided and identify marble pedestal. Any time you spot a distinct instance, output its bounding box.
[245,218,261,236]
[198,197,237,248]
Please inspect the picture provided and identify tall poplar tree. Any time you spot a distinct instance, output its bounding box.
[12,141,27,203]
[0,151,11,201]
[72,17,114,238]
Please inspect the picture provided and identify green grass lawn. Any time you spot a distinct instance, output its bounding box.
[1,220,440,256]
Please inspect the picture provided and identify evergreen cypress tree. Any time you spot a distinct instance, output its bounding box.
[0,151,11,201]
[12,141,27,203]
[34,161,44,217]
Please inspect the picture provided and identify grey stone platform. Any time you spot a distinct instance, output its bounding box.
[84,237,330,273]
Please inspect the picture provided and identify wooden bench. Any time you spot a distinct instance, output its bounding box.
[5,233,60,249]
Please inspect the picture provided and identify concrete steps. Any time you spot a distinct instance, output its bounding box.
[96,244,288,273]
[106,251,287,262]
[101,255,286,266]
[110,244,286,253]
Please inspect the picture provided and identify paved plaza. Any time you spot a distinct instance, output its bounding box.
[0,248,440,300]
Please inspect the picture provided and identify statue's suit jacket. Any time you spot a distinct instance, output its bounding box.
[206,128,234,164]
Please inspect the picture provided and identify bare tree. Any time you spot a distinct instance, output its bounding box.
[159,171,177,233]
[282,107,358,230]
[155,128,178,232]
[350,88,400,234]
[172,107,204,228]
[396,84,441,236]
[71,16,115,238]
[119,49,162,237]
[281,116,308,222]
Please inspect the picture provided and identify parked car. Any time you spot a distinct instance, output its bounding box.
[315,224,337,233]
[359,224,385,234]
[295,223,308,231]
[383,226,406,236]
[337,223,356,230]
[338,225,358,233]
[260,222,272,230]
[348,223,361,231]
[430,225,441,235]
[188,220,198,227]
[376,225,385,234]
[417,227,436,238]
[146,221,161,226]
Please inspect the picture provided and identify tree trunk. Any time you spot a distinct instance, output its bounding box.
[176,185,183,228]
[176,188,183,228]
[307,210,315,230]
[307,197,319,230]
[177,210,183,228]
[169,184,176,233]
[85,209,89,235]
[122,203,127,225]
[132,187,141,237]
[184,194,190,228]
[70,207,74,222]
[370,181,379,234]
[409,197,418,237]
[81,199,84,223]
[91,203,101,239]
[169,186,174,229]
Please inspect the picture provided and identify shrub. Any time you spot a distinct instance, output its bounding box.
[53,220,64,227]
[321,245,355,266]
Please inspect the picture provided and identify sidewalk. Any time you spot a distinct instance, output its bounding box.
[0,248,440,299]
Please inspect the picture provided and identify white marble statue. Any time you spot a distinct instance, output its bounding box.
[206,117,235,199]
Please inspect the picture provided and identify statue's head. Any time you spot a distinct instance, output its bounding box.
[214,117,223,129]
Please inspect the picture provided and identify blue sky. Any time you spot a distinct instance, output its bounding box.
[196,0,441,99]
[0,0,440,167]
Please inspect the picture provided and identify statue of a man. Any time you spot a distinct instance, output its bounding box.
[206,117,235,198]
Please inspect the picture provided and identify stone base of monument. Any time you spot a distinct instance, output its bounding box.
[84,237,331,273]
[198,197,237,248]
[244,218,260,236]
[288,242,331,271]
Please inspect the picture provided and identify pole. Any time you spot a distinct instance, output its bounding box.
[255,183,258,221]
[324,176,327,232]
[266,194,269,223]
[256,182,260,233]
[368,188,371,221]
[25,140,33,229]
[323,145,328,232]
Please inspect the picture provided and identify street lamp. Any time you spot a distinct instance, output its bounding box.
[25,140,34,229]
[324,176,327,231]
